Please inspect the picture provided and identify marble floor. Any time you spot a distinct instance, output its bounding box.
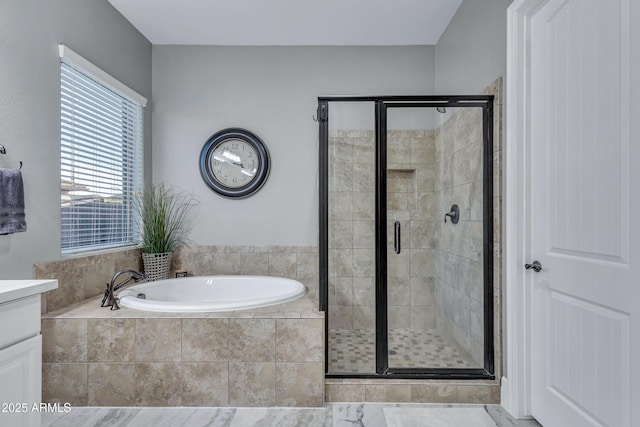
[42,403,542,427]
[328,328,477,373]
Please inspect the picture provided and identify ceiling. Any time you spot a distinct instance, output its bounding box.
[107,0,463,46]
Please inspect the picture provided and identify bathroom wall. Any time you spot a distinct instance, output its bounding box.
[0,0,152,279]
[151,46,435,247]
[434,0,513,95]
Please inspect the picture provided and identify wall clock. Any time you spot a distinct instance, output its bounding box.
[199,128,270,198]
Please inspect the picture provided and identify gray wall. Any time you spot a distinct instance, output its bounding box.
[152,46,435,246]
[435,0,513,95]
[0,0,152,279]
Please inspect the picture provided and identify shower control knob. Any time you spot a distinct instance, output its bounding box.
[525,260,542,272]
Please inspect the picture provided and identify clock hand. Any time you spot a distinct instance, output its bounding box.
[231,161,244,169]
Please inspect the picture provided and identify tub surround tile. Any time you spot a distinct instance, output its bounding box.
[181,318,229,361]
[229,362,276,407]
[134,318,182,362]
[268,253,297,279]
[239,252,269,275]
[87,318,135,362]
[210,252,241,275]
[41,246,325,408]
[42,363,88,406]
[134,362,182,406]
[36,248,141,315]
[87,363,135,406]
[275,362,324,407]
[181,362,229,406]
[42,318,87,363]
[229,319,276,362]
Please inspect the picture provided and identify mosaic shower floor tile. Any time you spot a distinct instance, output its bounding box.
[328,328,476,373]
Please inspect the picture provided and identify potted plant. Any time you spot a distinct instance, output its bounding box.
[135,183,198,281]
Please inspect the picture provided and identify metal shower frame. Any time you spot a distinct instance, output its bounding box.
[317,95,495,380]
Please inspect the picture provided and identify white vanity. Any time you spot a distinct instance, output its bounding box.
[0,280,57,427]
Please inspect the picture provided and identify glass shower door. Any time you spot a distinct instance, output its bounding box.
[385,105,485,370]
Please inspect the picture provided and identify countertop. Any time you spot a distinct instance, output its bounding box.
[0,279,58,304]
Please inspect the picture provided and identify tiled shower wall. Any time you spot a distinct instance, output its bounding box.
[328,130,437,332]
[328,130,376,331]
[434,107,485,365]
[386,131,437,331]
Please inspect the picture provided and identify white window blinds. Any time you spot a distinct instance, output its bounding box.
[60,57,144,254]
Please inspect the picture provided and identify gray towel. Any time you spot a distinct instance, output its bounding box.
[0,168,26,234]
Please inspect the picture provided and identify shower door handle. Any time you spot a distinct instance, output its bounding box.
[394,221,401,254]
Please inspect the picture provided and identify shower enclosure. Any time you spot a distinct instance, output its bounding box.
[318,96,494,379]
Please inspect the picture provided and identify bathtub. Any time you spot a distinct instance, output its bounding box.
[117,275,306,312]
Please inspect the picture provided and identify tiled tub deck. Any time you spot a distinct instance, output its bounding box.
[41,288,324,407]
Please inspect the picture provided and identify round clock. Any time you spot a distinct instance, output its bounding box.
[199,128,270,198]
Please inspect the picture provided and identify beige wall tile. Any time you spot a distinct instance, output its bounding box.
[352,305,375,330]
[365,384,412,402]
[181,362,229,406]
[87,318,134,362]
[182,319,229,362]
[84,261,115,299]
[135,319,181,362]
[87,363,135,406]
[42,319,87,363]
[276,362,324,407]
[45,270,86,312]
[228,362,276,407]
[229,319,275,362]
[325,384,366,402]
[411,384,458,403]
[134,362,182,406]
[329,221,354,249]
[42,363,88,406]
[268,253,297,278]
[240,252,269,275]
[458,385,497,404]
[276,319,323,363]
[211,252,241,275]
[296,252,318,279]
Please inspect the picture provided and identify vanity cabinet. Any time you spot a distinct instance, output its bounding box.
[0,280,57,427]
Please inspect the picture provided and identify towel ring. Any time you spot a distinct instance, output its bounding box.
[0,144,22,168]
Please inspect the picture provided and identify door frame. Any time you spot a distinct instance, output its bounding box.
[502,0,549,419]
[318,95,495,380]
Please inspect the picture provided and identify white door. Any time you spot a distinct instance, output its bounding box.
[529,0,638,426]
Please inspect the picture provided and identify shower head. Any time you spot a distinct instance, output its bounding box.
[436,106,447,114]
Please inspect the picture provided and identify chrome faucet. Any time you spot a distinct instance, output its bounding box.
[101,269,146,310]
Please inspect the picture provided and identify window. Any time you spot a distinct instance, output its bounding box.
[59,45,146,254]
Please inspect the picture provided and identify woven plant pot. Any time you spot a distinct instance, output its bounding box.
[142,252,172,281]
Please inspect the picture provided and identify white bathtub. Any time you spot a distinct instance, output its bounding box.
[117,275,306,312]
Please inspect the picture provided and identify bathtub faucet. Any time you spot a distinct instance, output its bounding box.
[101,269,146,311]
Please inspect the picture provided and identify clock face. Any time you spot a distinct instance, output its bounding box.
[199,128,270,198]
[210,139,259,188]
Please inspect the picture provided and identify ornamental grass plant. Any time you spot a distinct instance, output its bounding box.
[135,183,198,254]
